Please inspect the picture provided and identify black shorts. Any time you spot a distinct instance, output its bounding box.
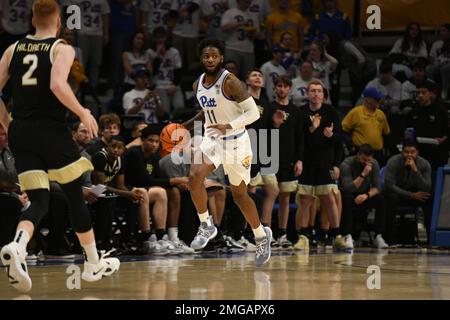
[297,161,337,196]
[8,118,93,191]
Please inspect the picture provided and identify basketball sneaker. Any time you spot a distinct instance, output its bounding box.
[277,234,294,250]
[81,250,120,282]
[237,236,257,252]
[374,234,389,249]
[142,239,169,256]
[1,242,32,292]
[333,235,353,251]
[254,227,272,267]
[160,235,184,255]
[190,217,217,250]
[172,239,195,254]
[294,235,309,251]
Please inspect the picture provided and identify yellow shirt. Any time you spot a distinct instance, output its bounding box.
[265,11,306,51]
[342,105,390,151]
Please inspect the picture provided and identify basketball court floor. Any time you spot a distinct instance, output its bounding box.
[1,248,450,300]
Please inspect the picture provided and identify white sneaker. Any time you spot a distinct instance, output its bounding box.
[374,234,389,249]
[224,236,245,250]
[172,239,195,254]
[81,250,120,282]
[344,234,354,249]
[1,242,32,292]
[159,235,183,255]
[238,236,257,252]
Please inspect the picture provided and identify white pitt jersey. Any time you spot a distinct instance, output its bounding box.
[140,0,172,32]
[196,69,244,138]
[0,0,33,35]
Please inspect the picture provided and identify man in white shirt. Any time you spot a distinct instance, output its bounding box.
[123,67,168,124]
[260,44,286,102]
[220,0,259,80]
[72,0,110,88]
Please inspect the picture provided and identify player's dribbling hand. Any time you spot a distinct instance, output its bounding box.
[80,109,98,139]
[208,124,232,135]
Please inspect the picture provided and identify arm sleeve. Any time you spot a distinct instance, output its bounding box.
[229,97,261,131]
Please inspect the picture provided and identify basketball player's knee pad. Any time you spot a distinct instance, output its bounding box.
[60,177,92,233]
[19,189,50,228]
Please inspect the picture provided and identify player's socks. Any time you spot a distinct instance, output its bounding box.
[252,224,266,239]
[198,211,212,226]
[168,227,179,241]
[82,242,99,264]
[155,229,166,240]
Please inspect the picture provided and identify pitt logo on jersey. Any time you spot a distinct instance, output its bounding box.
[199,96,217,108]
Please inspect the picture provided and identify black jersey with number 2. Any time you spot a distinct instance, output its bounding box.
[9,36,67,122]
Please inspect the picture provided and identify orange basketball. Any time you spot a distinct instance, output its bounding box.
[160,123,188,157]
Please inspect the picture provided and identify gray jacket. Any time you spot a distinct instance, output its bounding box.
[340,156,381,194]
[384,154,432,199]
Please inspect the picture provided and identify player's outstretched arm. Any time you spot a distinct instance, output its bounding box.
[224,74,260,130]
[0,44,14,131]
[50,43,98,139]
[182,80,205,130]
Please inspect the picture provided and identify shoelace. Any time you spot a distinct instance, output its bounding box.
[196,226,211,239]
[99,249,116,259]
[256,239,267,257]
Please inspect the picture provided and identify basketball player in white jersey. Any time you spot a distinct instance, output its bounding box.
[183,39,272,267]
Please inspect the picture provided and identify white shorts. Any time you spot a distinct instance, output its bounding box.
[199,130,252,186]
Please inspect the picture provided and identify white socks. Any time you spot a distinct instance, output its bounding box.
[82,242,99,264]
[168,227,179,242]
[198,211,212,226]
[14,229,30,253]
[252,224,266,239]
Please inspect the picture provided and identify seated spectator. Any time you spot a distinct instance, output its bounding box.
[261,44,287,101]
[362,59,402,115]
[122,31,152,93]
[429,24,450,101]
[339,144,388,249]
[85,113,121,156]
[306,40,338,100]
[324,31,377,105]
[0,124,22,247]
[384,140,432,244]
[402,60,428,114]
[91,135,147,251]
[307,0,352,42]
[124,125,189,253]
[126,121,148,149]
[291,60,319,107]
[122,66,169,124]
[147,27,186,118]
[342,87,390,165]
[407,80,449,172]
[389,22,428,81]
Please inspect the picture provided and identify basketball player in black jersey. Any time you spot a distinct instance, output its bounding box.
[0,0,119,293]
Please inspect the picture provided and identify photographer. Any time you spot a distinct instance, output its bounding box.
[122,66,169,124]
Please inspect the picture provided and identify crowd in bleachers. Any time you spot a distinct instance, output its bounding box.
[1,0,450,260]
